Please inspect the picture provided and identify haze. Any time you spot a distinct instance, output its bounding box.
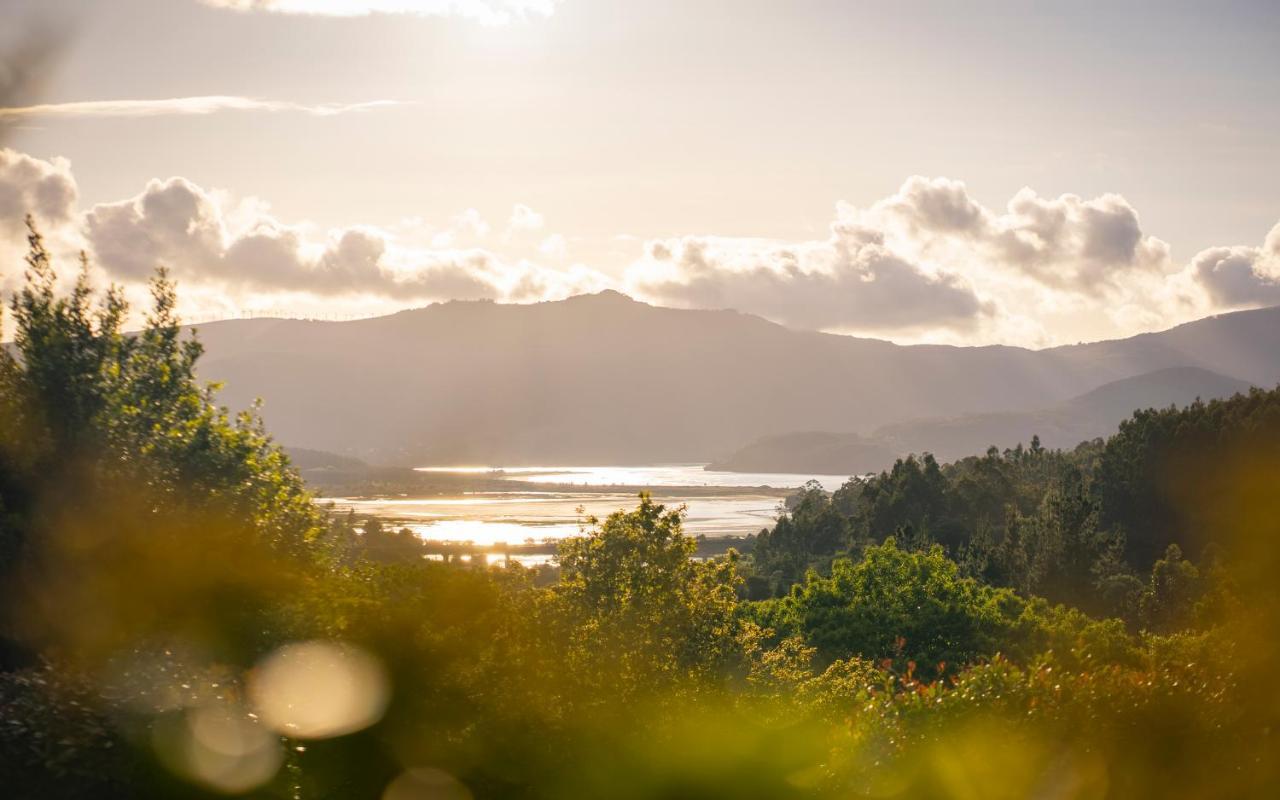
[3,0,1280,346]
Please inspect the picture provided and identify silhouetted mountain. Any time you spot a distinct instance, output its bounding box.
[706,432,896,475]
[1062,365,1253,422]
[875,366,1255,463]
[713,367,1254,474]
[285,447,369,473]
[189,294,1280,466]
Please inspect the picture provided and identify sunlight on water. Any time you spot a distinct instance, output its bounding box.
[327,465,854,546]
[484,552,555,567]
[407,520,581,547]
[413,464,853,492]
[325,492,785,545]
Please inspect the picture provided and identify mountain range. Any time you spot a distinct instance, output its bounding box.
[710,366,1254,473]
[189,293,1280,469]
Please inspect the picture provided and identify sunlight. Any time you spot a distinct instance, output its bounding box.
[4,2,1280,797]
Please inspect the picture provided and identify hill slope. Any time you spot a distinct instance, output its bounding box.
[876,366,1255,463]
[190,294,1280,466]
[714,367,1254,474]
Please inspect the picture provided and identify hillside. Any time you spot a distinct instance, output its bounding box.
[876,366,1256,463]
[190,294,1280,466]
[714,366,1254,473]
[706,432,896,474]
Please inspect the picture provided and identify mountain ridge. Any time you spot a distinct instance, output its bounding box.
[187,294,1280,466]
[712,366,1256,474]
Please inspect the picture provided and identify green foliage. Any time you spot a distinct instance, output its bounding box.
[750,539,1133,679]
[0,665,136,799]
[3,221,1280,797]
[1095,388,1280,565]
[753,386,1280,628]
[1138,544,1204,632]
[752,483,852,590]
[550,494,748,695]
[766,540,1022,676]
[0,219,322,563]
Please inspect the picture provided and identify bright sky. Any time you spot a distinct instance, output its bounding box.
[2,0,1279,346]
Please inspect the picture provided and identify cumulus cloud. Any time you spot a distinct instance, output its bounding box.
[856,176,1172,293]
[507,204,544,234]
[0,96,407,120]
[429,208,490,248]
[624,177,1204,339]
[0,147,78,232]
[1189,222,1280,307]
[200,0,562,25]
[0,149,85,297]
[629,230,990,333]
[82,175,605,304]
[5,144,1280,346]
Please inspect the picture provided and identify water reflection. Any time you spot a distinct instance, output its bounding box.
[324,465,855,552]
[414,463,852,492]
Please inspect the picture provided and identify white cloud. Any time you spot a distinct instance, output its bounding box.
[0,148,78,231]
[507,203,544,234]
[82,175,605,305]
[0,96,408,120]
[852,177,1172,294]
[3,147,1279,346]
[538,233,566,260]
[0,149,85,298]
[430,208,490,248]
[628,230,991,334]
[1188,222,1280,307]
[625,177,1213,341]
[199,0,562,25]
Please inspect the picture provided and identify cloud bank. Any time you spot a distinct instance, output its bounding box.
[628,231,990,334]
[82,175,607,305]
[0,96,408,120]
[624,176,1229,343]
[2,147,1279,345]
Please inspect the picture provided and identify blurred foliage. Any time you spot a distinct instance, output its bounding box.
[2,223,1280,797]
[747,539,1136,679]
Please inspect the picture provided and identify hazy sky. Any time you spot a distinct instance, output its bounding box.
[2,0,1279,346]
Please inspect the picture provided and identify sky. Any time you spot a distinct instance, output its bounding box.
[1,0,1279,346]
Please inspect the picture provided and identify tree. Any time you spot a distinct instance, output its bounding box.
[1019,473,1117,611]
[767,539,1025,678]
[1138,544,1202,632]
[551,493,745,694]
[753,484,851,590]
[1,219,322,555]
[1093,389,1280,566]
[1,220,324,667]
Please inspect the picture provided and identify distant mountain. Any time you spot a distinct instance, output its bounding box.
[875,366,1255,463]
[713,367,1254,474]
[285,447,369,473]
[189,294,1280,466]
[1061,365,1254,424]
[707,432,896,475]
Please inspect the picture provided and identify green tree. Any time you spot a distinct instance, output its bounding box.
[753,484,851,590]
[1138,544,1203,632]
[551,493,746,695]
[766,539,1025,677]
[1,219,322,557]
[1,220,324,668]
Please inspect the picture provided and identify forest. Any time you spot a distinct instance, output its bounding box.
[3,222,1280,798]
